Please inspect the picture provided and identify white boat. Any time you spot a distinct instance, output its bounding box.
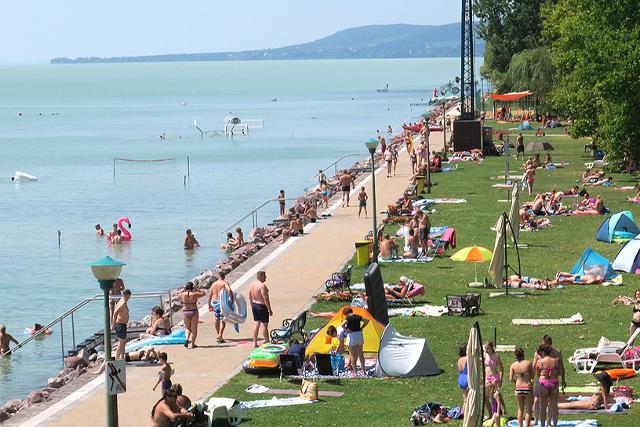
[12,171,38,182]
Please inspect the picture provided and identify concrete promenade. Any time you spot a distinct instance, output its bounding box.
[23,148,415,426]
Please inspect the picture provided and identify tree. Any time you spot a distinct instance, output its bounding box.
[474,0,556,85]
[546,0,640,161]
[500,47,555,108]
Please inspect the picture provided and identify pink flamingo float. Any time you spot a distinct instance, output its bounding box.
[117,216,132,241]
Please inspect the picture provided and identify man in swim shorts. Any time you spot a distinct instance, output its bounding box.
[0,325,19,355]
[112,289,131,360]
[339,170,353,207]
[248,271,273,348]
[207,272,234,343]
[358,187,368,218]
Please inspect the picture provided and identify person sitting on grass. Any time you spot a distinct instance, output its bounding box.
[582,169,604,184]
[557,371,612,411]
[379,234,399,260]
[403,228,420,259]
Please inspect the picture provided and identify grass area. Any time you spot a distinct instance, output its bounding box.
[214,122,640,426]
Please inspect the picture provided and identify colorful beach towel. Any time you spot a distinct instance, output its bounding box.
[388,305,447,317]
[379,257,431,263]
[512,313,584,326]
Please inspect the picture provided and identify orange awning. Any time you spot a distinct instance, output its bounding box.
[489,91,534,102]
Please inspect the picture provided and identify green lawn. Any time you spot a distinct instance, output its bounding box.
[214,124,640,426]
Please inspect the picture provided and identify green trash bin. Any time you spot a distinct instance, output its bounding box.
[416,176,426,194]
[355,240,371,266]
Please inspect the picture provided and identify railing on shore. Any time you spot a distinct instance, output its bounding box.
[219,197,300,236]
[7,291,172,362]
[315,153,364,179]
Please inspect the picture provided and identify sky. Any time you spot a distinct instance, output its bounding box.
[0,1,461,64]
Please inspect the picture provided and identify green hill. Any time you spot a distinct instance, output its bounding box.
[51,23,484,64]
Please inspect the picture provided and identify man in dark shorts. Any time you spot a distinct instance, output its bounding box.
[112,288,131,360]
[248,271,273,347]
[278,190,286,216]
[339,171,353,207]
[516,133,525,160]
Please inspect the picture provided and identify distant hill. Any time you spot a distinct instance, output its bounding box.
[52,23,484,64]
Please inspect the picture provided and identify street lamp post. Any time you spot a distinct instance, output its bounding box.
[89,256,126,427]
[424,129,431,194]
[365,138,379,263]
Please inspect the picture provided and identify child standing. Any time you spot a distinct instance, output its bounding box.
[358,187,368,218]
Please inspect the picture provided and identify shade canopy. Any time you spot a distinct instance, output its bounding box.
[89,256,126,281]
[451,246,493,263]
[489,91,533,102]
[526,141,554,152]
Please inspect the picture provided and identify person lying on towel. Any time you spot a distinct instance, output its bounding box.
[504,275,556,290]
[558,371,612,411]
[551,271,604,285]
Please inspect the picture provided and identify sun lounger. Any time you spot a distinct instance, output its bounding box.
[512,313,584,326]
[569,328,640,374]
[204,397,242,426]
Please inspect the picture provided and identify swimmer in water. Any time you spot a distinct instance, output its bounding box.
[106,223,118,241]
[183,229,199,250]
[0,325,19,355]
[95,224,105,237]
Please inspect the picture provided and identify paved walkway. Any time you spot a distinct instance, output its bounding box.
[25,148,414,426]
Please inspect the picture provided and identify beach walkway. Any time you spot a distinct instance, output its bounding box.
[26,150,414,426]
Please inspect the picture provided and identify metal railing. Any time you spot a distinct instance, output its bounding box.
[314,153,364,179]
[6,291,172,362]
[219,197,300,235]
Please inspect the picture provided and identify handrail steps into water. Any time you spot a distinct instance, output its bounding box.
[5,291,172,363]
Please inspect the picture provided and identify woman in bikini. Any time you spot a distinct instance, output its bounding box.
[558,371,611,411]
[613,289,640,342]
[484,341,504,417]
[140,306,170,340]
[178,282,205,348]
[509,348,534,427]
[535,346,559,427]
[457,345,468,407]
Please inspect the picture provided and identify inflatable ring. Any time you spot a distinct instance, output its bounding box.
[261,344,287,353]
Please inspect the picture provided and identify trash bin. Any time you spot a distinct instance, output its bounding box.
[354,240,371,266]
[416,176,426,194]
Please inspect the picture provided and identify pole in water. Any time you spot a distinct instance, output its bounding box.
[183,176,187,187]
[187,156,190,179]
[58,230,61,247]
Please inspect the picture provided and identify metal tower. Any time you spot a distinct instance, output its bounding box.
[460,0,475,120]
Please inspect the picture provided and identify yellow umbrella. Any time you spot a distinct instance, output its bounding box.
[451,246,493,286]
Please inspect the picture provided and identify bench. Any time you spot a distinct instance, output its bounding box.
[270,311,308,343]
[324,265,353,293]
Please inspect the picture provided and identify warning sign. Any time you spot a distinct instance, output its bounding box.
[105,360,126,395]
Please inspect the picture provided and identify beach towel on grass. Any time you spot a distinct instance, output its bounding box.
[388,305,447,317]
[425,198,467,204]
[241,397,318,409]
[512,313,584,326]
[507,420,598,427]
[559,408,626,415]
[379,257,431,263]
[492,183,514,188]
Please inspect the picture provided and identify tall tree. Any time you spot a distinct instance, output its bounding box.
[474,0,554,84]
[546,0,640,160]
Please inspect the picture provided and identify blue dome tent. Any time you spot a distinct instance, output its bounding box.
[570,248,615,279]
[612,237,640,274]
[595,211,639,243]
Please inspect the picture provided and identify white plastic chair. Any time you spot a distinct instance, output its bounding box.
[205,397,242,426]
[569,328,640,374]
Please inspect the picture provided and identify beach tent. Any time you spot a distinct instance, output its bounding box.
[570,248,615,279]
[488,215,506,288]
[518,120,534,131]
[612,237,640,274]
[374,324,442,378]
[595,211,639,243]
[305,306,385,355]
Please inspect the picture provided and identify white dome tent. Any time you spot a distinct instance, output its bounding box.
[374,324,442,377]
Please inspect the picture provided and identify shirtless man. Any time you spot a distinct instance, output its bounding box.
[248,271,273,347]
[112,289,131,360]
[0,325,19,355]
[278,190,286,216]
[533,335,566,424]
[379,234,398,259]
[150,388,193,427]
[207,272,234,343]
[404,228,420,258]
[339,171,353,207]
[111,229,123,245]
[109,278,125,326]
[303,204,317,223]
[234,227,245,246]
[358,187,368,218]
[418,211,431,256]
[281,215,302,243]
[183,229,199,250]
[95,224,104,237]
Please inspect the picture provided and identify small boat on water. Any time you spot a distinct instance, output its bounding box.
[11,171,38,182]
[377,83,389,93]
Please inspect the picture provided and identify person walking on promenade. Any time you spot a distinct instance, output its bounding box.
[358,187,369,218]
[112,288,131,360]
[278,190,286,216]
[339,170,353,207]
[178,282,206,349]
[341,307,369,375]
[384,147,393,177]
[248,271,273,348]
[152,352,173,393]
[208,272,234,343]
[0,325,19,355]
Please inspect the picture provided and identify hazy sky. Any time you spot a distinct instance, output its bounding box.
[0,1,461,63]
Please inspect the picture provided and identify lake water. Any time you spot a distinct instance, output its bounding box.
[0,58,465,403]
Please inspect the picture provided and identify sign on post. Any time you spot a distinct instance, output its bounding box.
[105,360,126,395]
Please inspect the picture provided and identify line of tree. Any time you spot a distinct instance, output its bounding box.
[475,0,640,163]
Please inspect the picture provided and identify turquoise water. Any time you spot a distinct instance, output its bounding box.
[0,58,464,403]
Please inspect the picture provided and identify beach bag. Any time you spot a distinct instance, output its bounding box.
[300,379,318,401]
[613,385,633,399]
